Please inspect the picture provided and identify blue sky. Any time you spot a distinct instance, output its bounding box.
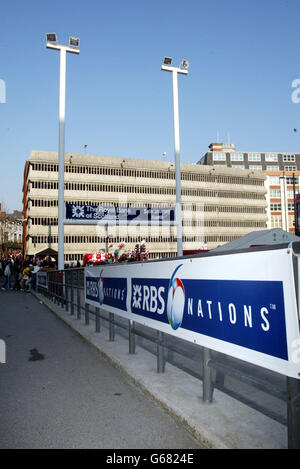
[1,0,300,211]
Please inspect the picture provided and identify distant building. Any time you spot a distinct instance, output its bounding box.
[0,209,23,252]
[22,150,268,262]
[199,142,300,233]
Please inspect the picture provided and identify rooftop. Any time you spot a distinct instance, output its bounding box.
[28,150,266,180]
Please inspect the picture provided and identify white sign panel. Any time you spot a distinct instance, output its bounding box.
[84,244,300,378]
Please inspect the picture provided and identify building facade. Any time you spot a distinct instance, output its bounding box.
[23,150,268,262]
[0,209,23,254]
[199,142,300,233]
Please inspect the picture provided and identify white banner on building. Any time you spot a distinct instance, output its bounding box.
[84,243,300,378]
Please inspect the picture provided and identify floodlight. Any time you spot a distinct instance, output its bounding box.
[180,59,189,69]
[69,36,80,48]
[46,33,57,43]
[163,57,173,65]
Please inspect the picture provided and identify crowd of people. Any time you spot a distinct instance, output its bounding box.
[1,242,149,291]
[0,253,57,292]
[83,241,149,266]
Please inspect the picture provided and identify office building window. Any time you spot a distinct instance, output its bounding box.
[265,153,278,162]
[270,203,282,211]
[248,153,261,161]
[249,165,262,171]
[284,166,297,171]
[288,215,295,228]
[230,153,244,161]
[286,176,299,185]
[283,154,295,162]
[287,190,295,199]
[231,165,245,169]
[268,176,280,185]
[266,165,279,171]
[212,152,226,161]
[271,215,282,228]
[270,189,281,198]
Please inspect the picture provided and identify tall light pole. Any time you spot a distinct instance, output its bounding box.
[280,171,289,232]
[46,34,80,269]
[161,57,189,257]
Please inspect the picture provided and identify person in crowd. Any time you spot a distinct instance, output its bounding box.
[1,260,12,290]
[20,264,31,292]
[13,263,22,290]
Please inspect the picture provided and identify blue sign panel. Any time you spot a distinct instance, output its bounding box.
[131,273,288,360]
[182,278,287,360]
[86,275,127,311]
[66,203,175,223]
[131,278,170,322]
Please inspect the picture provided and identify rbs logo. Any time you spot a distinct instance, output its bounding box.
[131,278,169,318]
[131,268,185,329]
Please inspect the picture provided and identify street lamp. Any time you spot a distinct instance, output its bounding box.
[161,57,189,257]
[46,34,80,269]
[280,171,289,232]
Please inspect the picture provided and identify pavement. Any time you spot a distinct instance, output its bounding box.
[29,290,287,449]
[0,290,203,449]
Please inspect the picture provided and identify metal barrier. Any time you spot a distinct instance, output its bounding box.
[35,266,300,448]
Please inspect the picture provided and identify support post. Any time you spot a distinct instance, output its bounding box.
[172,70,183,257]
[70,272,74,316]
[77,271,81,319]
[202,347,213,403]
[157,331,165,373]
[57,48,66,270]
[109,313,115,341]
[95,307,100,332]
[85,303,89,325]
[129,320,136,354]
[65,271,69,313]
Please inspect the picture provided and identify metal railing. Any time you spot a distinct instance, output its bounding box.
[34,267,300,448]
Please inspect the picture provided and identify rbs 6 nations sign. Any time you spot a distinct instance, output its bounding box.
[85,243,300,379]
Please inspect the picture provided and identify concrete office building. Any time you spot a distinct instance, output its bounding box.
[23,150,268,262]
[199,142,300,233]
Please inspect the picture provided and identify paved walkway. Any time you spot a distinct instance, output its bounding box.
[0,290,203,449]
